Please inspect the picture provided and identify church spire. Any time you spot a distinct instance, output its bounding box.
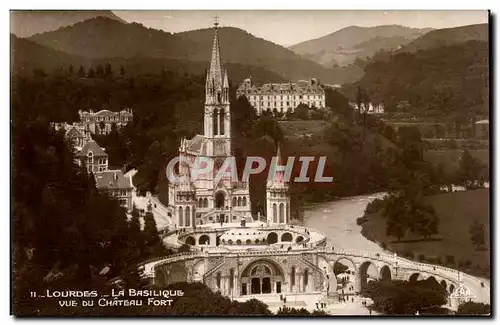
[208,16,223,92]
[276,142,283,166]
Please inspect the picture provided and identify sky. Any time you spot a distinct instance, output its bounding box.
[114,10,489,47]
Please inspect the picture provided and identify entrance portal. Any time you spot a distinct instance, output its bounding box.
[215,192,225,209]
[240,259,284,296]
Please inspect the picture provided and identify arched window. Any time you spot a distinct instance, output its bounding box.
[238,197,242,206]
[232,197,237,207]
[213,109,219,136]
[178,206,184,227]
[87,151,93,164]
[243,197,247,206]
[185,206,190,227]
[219,108,225,135]
[273,203,277,223]
[204,198,208,208]
[279,203,284,223]
[286,202,290,223]
[291,267,296,286]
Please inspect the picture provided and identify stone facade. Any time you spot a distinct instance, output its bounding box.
[78,108,133,135]
[168,22,252,228]
[236,78,326,115]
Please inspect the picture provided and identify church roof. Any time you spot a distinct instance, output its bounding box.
[187,135,204,153]
[76,140,108,157]
[94,170,133,190]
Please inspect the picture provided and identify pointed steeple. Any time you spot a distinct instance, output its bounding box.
[223,69,229,88]
[276,142,282,166]
[208,18,223,91]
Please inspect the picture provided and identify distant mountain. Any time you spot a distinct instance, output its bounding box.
[27,17,362,85]
[399,23,488,53]
[10,10,126,38]
[10,34,87,76]
[345,40,489,118]
[289,25,433,67]
[11,33,285,84]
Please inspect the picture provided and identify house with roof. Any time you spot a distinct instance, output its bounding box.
[75,140,109,174]
[51,122,93,151]
[94,170,134,211]
[475,119,489,140]
[78,108,133,135]
[236,77,326,115]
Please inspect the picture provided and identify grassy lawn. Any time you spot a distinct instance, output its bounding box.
[423,149,489,176]
[279,120,329,139]
[361,189,490,278]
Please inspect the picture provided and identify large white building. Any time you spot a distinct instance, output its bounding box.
[236,78,326,115]
[168,21,254,228]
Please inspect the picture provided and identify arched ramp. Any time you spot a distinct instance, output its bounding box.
[379,265,391,282]
[267,232,278,244]
[281,232,293,242]
[185,236,196,246]
[199,235,210,245]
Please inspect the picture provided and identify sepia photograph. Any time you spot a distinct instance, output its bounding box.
[10,8,491,317]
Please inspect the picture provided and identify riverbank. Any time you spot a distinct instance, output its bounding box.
[357,189,490,279]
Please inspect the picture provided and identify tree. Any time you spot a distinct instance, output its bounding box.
[469,219,485,250]
[143,205,160,248]
[96,64,104,78]
[87,67,96,78]
[105,63,113,77]
[77,65,85,77]
[456,302,490,315]
[455,150,484,189]
[294,103,310,120]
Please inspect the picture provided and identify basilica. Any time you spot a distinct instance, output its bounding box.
[168,21,256,227]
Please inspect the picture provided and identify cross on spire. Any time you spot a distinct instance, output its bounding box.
[213,15,219,27]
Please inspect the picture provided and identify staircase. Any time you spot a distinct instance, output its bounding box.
[301,255,327,291]
[203,257,226,282]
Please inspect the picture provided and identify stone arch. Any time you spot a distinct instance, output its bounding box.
[379,265,391,282]
[449,283,455,294]
[279,203,284,223]
[272,203,277,223]
[440,279,447,290]
[281,232,293,242]
[359,261,378,291]
[333,257,357,293]
[185,236,196,246]
[199,235,210,245]
[239,258,287,295]
[246,239,251,244]
[296,236,304,243]
[409,272,421,283]
[255,239,260,244]
[267,232,278,244]
[236,239,242,245]
[198,198,203,207]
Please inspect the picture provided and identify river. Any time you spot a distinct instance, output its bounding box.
[302,192,387,252]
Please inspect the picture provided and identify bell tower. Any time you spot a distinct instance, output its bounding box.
[204,16,231,157]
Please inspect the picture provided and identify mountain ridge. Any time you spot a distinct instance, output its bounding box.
[26,16,363,84]
[10,10,125,38]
